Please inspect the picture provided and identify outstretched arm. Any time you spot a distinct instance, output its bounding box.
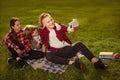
[67,19,79,33]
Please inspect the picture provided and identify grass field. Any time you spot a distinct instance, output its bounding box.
[0,0,120,80]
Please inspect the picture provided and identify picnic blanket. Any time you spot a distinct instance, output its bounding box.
[26,52,84,74]
[27,58,69,74]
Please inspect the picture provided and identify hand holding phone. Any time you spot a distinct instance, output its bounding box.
[68,19,79,28]
[68,21,74,28]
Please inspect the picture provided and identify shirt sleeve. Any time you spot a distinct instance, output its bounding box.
[39,29,49,49]
[18,31,32,53]
[2,32,19,51]
[59,24,68,32]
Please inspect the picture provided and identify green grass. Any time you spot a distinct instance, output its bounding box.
[0,0,120,80]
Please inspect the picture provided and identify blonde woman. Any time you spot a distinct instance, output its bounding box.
[39,13,107,69]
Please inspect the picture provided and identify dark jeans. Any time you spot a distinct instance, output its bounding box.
[8,40,44,60]
[46,42,95,65]
[8,47,44,60]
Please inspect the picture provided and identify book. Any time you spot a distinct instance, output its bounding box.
[99,52,113,59]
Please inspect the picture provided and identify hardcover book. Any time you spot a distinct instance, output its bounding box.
[99,52,113,59]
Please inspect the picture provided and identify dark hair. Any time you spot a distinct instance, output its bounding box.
[10,17,20,41]
[10,17,20,28]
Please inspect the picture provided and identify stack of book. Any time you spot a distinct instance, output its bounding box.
[99,52,113,60]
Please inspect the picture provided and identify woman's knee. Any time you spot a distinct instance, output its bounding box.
[74,41,85,47]
[77,41,84,45]
[45,52,54,61]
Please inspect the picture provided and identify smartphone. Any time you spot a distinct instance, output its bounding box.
[68,21,74,28]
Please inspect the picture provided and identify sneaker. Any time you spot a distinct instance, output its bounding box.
[74,58,84,70]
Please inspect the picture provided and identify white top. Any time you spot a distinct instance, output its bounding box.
[49,29,70,48]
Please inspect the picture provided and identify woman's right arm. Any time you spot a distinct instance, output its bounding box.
[3,32,23,54]
[3,32,19,51]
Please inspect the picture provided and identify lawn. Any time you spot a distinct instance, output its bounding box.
[0,0,120,80]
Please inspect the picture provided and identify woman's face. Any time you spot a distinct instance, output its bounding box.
[12,20,22,33]
[32,29,39,37]
[42,16,55,29]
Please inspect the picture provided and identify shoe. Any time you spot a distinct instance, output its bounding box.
[7,57,14,64]
[74,58,84,70]
[94,59,108,69]
[15,59,28,69]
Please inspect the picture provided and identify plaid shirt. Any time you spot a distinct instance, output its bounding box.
[3,30,32,54]
[40,24,72,51]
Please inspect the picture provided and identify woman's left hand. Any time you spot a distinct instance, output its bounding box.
[72,19,79,28]
[67,27,74,33]
[55,23,61,31]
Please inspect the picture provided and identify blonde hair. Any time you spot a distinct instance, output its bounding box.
[39,13,51,28]
[24,25,37,40]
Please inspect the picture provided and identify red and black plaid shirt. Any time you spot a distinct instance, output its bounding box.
[39,24,72,51]
[3,30,32,53]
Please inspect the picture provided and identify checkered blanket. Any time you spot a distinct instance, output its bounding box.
[26,50,85,74]
[26,58,69,74]
[26,51,84,74]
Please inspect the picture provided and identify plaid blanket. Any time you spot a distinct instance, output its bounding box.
[26,53,84,74]
[26,58,69,74]
[26,44,84,74]
[7,48,83,74]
